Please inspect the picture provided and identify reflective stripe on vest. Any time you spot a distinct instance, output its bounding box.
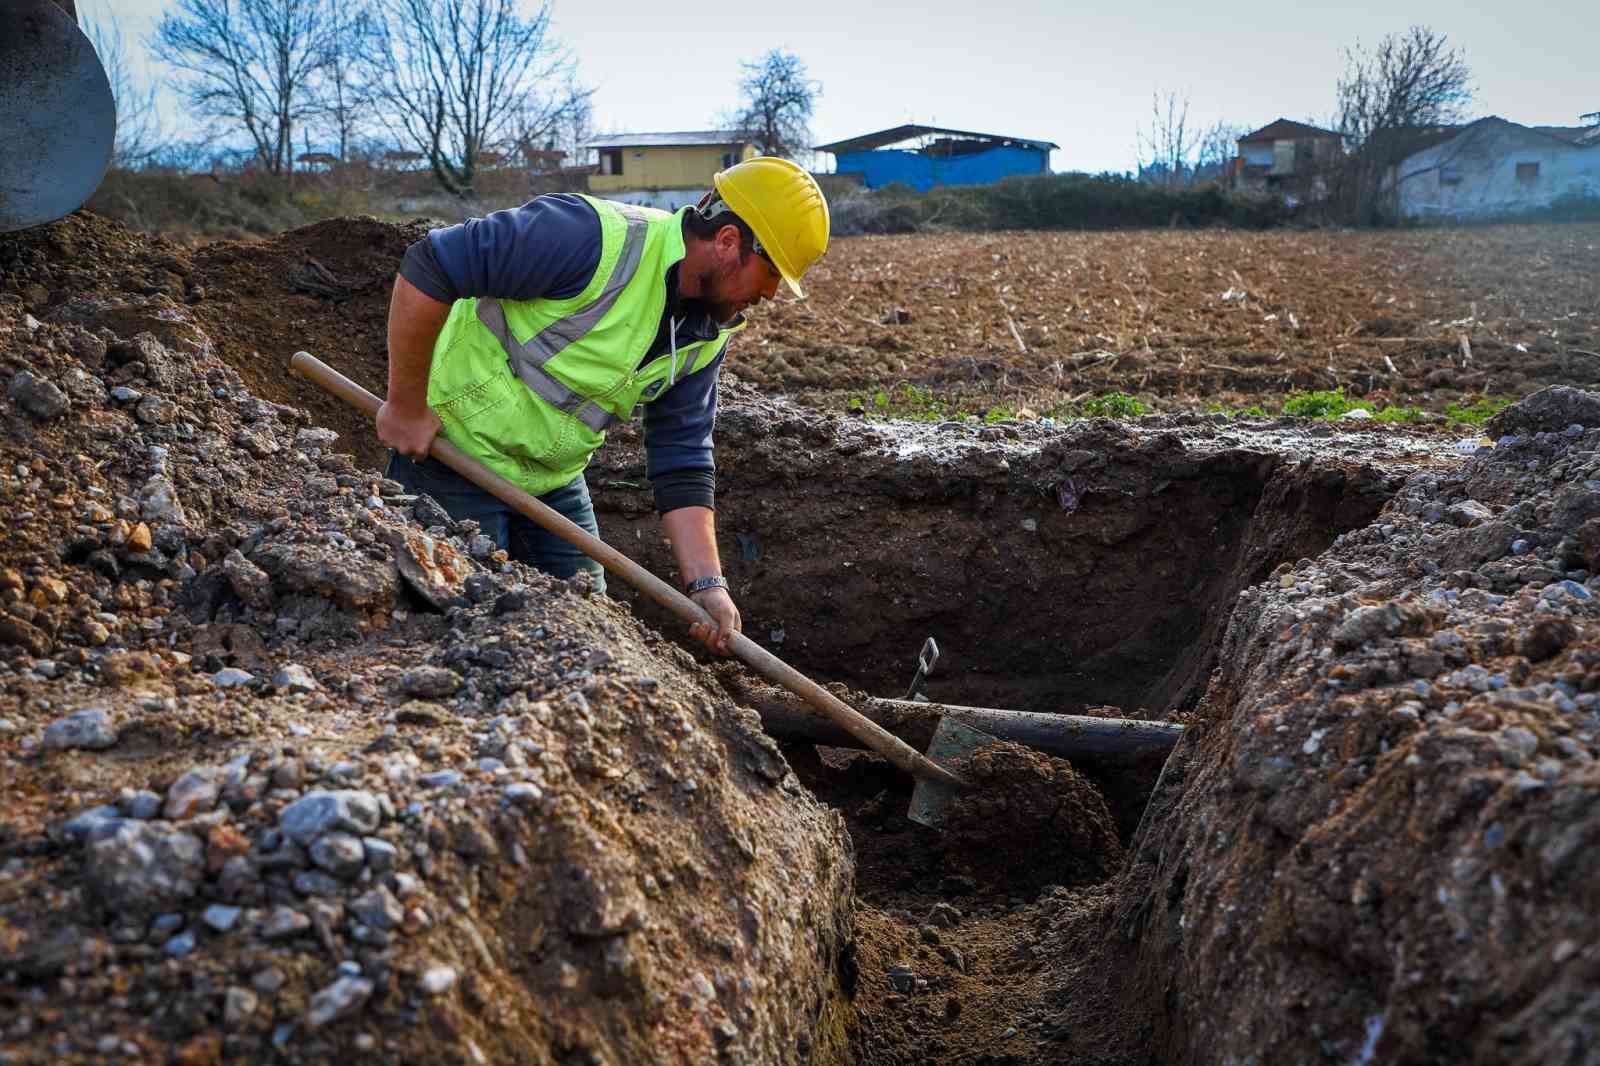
[474,202,655,434]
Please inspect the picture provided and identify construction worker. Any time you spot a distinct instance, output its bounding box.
[377,156,830,655]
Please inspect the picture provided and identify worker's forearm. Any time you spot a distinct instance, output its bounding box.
[386,273,452,409]
[661,506,723,584]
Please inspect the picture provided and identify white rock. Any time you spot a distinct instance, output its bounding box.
[273,663,319,692]
[304,976,373,1029]
[41,708,118,751]
[419,966,458,996]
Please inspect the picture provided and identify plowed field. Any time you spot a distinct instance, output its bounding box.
[746,222,1600,416]
[11,215,1591,467]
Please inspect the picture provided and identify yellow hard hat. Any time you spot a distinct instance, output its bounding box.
[712,156,830,298]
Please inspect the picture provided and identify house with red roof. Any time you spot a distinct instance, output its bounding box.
[1230,119,1343,197]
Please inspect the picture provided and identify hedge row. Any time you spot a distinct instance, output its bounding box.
[828,174,1294,235]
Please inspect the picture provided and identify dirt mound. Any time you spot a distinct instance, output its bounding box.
[0,210,189,308]
[0,234,855,1063]
[184,216,431,467]
[1,210,424,471]
[940,741,1124,892]
[1123,386,1600,1064]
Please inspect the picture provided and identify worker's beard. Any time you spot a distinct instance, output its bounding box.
[692,259,749,324]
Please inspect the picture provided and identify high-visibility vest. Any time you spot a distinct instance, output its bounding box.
[425,196,743,497]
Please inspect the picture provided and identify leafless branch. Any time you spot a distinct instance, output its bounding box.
[151,0,339,177]
[83,9,167,167]
[356,0,588,198]
[1136,90,1194,190]
[1330,25,1473,223]
[731,50,819,162]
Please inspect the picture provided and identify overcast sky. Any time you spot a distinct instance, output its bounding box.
[87,0,1597,174]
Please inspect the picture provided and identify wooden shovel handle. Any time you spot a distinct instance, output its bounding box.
[290,351,965,787]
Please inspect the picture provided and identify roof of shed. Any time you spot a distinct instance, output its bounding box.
[1378,124,1467,157]
[1533,124,1600,145]
[587,130,756,149]
[1238,118,1342,143]
[1387,117,1600,161]
[813,124,1058,154]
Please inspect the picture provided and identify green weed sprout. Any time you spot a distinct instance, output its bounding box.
[1444,397,1511,424]
[1080,392,1148,418]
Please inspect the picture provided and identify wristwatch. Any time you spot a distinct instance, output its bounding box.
[685,575,729,596]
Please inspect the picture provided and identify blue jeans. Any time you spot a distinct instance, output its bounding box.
[386,452,607,594]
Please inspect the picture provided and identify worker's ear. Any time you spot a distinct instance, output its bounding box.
[715,223,745,261]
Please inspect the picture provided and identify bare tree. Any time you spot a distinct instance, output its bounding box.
[1136,90,1194,190]
[357,0,590,198]
[82,8,165,167]
[1195,120,1244,184]
[732,50,819,161]
[513,78,592,170]
[308,9,372,164]
[552,92,595,168]
[1333,26,1473,222]
[152,0,338,178]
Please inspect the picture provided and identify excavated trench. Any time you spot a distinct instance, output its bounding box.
[587,413,1408,1064]
[593,419,1398,718]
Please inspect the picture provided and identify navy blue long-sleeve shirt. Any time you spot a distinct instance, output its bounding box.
[400,194,724,513]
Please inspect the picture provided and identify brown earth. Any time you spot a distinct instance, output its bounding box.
[0,213,857,1064]
[753,224,1600,412]
[5,215,1597,470]
[4,210,1600,1066]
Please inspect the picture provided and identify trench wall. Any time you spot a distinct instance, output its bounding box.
[590,415,1397,718]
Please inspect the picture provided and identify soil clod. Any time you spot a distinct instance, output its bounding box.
[939,740,1125,893]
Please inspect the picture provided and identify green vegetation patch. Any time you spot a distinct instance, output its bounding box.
[1282,388,1371,419]
[1444,397,1511,424]
[1078,392,1149,418]
[844,384,1511,428]
[1277,389,1507,424]
[847,382,946,421]
[1373,405,1425,423]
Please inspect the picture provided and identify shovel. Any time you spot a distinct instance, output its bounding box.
[905,717,993,828]
[290,351,969,793]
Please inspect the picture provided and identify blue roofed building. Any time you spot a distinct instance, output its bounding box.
[813,124,1058,192]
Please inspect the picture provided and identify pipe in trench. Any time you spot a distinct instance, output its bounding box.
[744,691,1183,766]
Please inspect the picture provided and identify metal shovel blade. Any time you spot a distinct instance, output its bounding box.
[907,717,993,829]
[0,0,116,233]
[903,636,939,700]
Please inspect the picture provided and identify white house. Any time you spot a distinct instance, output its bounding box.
[1391,116,1600,220]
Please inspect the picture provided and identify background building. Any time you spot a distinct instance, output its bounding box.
[1390,115,1600,219]
[813,125,1057,192]
[1230,118,1343,198]
[585,131,759,210]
